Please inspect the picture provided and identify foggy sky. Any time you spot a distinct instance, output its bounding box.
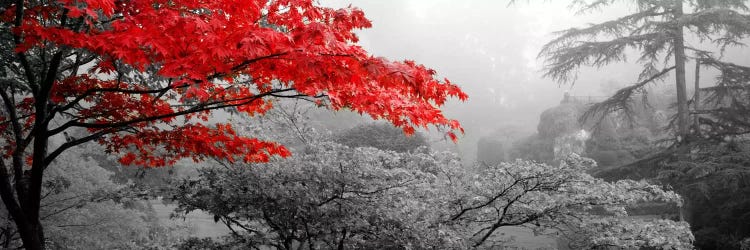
[322,1,631,122]
[318,1,750,160]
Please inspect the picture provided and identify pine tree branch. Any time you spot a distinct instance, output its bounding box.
[581,66,675,125]
[542,33,669,83]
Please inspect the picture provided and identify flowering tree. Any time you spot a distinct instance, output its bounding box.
[448,155,693,249]
[0,0,466,248]
[172,142,461,249]
[172,139,693,249]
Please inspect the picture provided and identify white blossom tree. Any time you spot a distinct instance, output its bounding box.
[172,141,693,249]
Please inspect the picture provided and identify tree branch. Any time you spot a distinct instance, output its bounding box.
[0,88,26,183]
[450,175,537,221]
[581,66,676,124]
[43,128,124,167]
[12,0,38,93]
[48,88,296,135]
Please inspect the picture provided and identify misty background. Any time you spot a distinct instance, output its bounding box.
[318,0,750,162]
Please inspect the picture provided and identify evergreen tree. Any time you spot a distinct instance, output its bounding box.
[539,0,750,143]
[539,1,750,247]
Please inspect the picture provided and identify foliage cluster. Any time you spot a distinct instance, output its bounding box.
[656,140,750,249]
[336,122,429,153]
[0,145,188,249]
[1,0,468,248]
[500,100,661,168]
[172,140,692,249]
[537,1,750,247]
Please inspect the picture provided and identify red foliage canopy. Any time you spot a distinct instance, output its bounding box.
[2,0,466,167]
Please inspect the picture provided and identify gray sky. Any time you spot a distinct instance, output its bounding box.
[319,1,636,126]
[318,1,750,159]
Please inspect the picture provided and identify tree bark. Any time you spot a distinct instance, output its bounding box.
[673,0,690,143]
[337,228,346,250]
[0,175,44,250]
[694,59,701,133]
[15,220,43,250]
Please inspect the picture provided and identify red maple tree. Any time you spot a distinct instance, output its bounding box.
[0,0,467,248]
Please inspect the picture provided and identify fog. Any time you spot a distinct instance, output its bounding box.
[8,1,750,248]
[320,0,750,161]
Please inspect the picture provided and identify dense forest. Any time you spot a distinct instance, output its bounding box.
[2,0,750,249]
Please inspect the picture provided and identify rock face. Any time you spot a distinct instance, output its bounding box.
[537,103,583,139]
[475,103,588,165]
[527,101,652,167]
[553,129,590,162]
[536,103,590,163]
[482,96,658,167]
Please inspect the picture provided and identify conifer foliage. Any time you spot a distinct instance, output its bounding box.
[539,1,750,247]
[539,0,750,142]
[0,1,466,248]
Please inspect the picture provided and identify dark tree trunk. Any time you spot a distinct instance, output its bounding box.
[673,0,690,143]
[15,220,43,250]
[0,159,44,250]
[337,228,346,250]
